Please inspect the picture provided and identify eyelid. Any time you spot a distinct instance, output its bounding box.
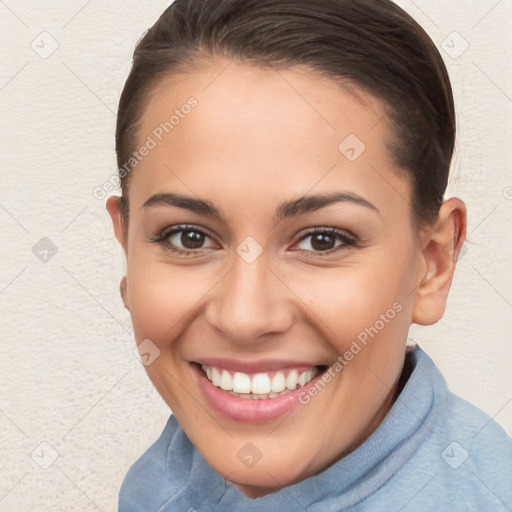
[293,226,357,245]
[154,225,355,242]
[158,224,214,240]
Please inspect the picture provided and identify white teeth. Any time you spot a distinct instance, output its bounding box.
[271,372,286,393]
[286,370,299,390]
[220,370,232,390]
[251,373,272,394]
[201,364,320,398]
[228,389,293,400]
[232,372,251,393]
[211,367,221,387]
[298,370,313,387]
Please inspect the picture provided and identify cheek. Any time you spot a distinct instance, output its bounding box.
[125,257,210,344]
[289,250,415,350]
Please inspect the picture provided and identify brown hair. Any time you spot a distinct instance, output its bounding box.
[116,0,455,226]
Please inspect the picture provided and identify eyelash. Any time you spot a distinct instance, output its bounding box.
[149,224,357,257]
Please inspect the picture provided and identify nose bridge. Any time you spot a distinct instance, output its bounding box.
[206,250,293,342]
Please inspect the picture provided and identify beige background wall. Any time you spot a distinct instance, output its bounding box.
[1,1,511,510]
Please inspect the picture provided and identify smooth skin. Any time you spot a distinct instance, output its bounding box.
[107,58,466,498]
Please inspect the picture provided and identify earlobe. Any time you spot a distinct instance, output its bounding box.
[412,198,467,326]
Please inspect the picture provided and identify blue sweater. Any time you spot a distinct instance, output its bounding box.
[119,345,512,511]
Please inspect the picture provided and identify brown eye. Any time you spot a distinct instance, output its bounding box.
[309,233,336,251]
[151,225,217,254]
[294,228,356,254]
[179,230,206,249]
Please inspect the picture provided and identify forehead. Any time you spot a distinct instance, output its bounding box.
[130,58,411,220]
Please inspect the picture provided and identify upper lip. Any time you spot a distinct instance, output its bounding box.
[192,358,325,373]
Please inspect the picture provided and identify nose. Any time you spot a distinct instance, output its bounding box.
[205,250,294,346]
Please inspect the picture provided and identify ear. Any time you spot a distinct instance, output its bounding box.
[106,195,128,252]
[119,275,129,311]
[106,196,130,310]
[412,197,467,326]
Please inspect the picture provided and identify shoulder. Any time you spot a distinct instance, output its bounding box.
[440,391,512,508]
[399,347,512,510]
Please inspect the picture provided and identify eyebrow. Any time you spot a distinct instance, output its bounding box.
[142,191,380,220]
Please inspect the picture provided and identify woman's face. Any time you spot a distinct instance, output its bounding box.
[109,59,438,497]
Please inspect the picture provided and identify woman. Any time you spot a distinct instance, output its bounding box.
[107,0,512,509]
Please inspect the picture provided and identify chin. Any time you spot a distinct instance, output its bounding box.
[202,438,313,496]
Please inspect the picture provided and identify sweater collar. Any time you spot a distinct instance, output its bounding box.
[164,344,446,510]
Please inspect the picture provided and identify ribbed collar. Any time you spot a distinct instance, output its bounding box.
[162,344,447,511]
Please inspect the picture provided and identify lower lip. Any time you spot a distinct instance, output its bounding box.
[191,363,327,423]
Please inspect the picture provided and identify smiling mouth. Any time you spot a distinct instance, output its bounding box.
[196,363,328,400]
